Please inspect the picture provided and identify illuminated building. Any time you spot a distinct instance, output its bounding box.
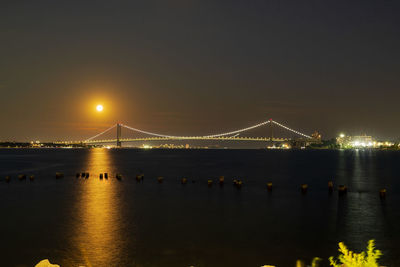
[311,131,322,141]
[337,134,374,148]
[336,134,394,148]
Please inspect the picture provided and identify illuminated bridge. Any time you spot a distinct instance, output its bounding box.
[57,119,320,147]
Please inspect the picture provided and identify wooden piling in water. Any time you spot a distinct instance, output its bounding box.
[301,184,308,194]
[338,185,347,195]
[267,182,273,191]
[379,189,386,199]
[328,181,334,193]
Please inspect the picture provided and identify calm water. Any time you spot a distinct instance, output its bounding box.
[0,148,400,267]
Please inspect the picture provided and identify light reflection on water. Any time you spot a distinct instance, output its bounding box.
[71,148,125,267]
[335,150,386,255]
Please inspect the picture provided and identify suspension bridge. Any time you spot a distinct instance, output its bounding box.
[57,119,321,147]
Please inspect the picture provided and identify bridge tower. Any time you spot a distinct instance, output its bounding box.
[116,123,122,147]
[269,119,274,141]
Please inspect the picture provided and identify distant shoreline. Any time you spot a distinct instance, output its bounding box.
[0,146,399,151]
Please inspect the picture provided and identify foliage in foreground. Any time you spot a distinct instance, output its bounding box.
[329,240,382,267]
[35,240,383,267]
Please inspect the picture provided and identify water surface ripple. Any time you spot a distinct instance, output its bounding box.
[0,149,399,266]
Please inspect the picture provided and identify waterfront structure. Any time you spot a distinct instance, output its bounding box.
[336,134,395,148]
[337,134,374,148]
[311,131,322,141]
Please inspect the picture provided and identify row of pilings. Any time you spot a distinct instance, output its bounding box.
[2,173,387,199]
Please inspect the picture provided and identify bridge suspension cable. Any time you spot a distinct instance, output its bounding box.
[121,120,273,138]
[120,124,179,138]
[202,120,271,138]
[84,119,312,142]
[271,120,311,139]
[85,124,117,142]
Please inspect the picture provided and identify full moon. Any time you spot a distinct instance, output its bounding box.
[96,105,103,112]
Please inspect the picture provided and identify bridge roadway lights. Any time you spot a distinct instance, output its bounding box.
[85,137,293,143]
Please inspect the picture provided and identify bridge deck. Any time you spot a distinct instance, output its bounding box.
[57,137,293,144]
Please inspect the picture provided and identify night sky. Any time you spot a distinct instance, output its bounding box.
[1,0,399,141]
